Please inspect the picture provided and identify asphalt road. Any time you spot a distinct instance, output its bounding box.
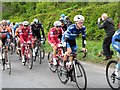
[1,53,112,89]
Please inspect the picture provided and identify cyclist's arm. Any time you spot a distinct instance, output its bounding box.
[28,29,33,40]
[98,21,106,29]
[41,24,45,38]
[19,30,24,42]
[49,31,57,45]
[82,28,86,48]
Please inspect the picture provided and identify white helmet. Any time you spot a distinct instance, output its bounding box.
[23,21,29,26]
[53,21,62,27]
[74,15,85,22]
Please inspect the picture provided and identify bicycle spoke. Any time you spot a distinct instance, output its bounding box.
[73,60,87,90]
[106,60,120,90]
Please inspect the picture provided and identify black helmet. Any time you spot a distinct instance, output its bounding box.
[33,18,39,24]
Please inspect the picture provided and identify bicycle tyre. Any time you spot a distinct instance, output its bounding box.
[38,49,42,64]
[8,61,11,75]
[41,47,45,59]
[57,58,69,84]
[48,51,57,72]
[27,49,33,69]
[106,60,120,90]
[73,60,87,90]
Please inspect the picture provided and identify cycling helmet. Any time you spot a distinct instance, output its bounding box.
[23,21,29,26]
[74,15,85,22]
[64,16,69,20]
[60,14,65,18]
[112,30,120,53]
[2,20,7,25]
[7,20,10,25]
[19,22,23,25]
[33,18,39,24]
[15,22,19,26]
[53,21,62,27]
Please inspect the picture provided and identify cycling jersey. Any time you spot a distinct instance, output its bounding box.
[0,27,11,46]
[15,28,20,37]
[112,29,120,53]
[19,26,32,43]
[48,27,63,45]
[62,24,86,48]
[31,23,45,39]
[0,27,11,39]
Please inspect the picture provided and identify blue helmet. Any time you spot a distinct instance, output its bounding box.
[7,20,10,25]
[60,14,65,18]
[112,29,120,53]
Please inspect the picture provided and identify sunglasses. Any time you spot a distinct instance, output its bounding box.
[56,26,61,28]
[76,21,84,24]
[2,24,7,26]
[24,25,28,27]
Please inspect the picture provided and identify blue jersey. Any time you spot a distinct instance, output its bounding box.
[62,24,86,40]
[62,24,86,48]
[112,29,120,53]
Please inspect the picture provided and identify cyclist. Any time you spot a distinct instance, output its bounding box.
[48,21,63,65]
[59,18,67,32]
[0,20,12,68]
[112,29,120,77]
[19,21,33,65]
[60,14,66,24]
[64,16,72,28]
[62,15,87,69]
[31,18,46,57]
[15,22,23,56]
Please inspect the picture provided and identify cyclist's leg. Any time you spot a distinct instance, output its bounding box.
[16,37,20,54]
[63,42,72,67]
[52,44,57,65]
[4,38,10,68]
[32,36,37,57]
[21,43,25,63]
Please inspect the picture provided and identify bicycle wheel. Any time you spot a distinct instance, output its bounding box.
[73,60,87,90]
[10,46,13,55]
[2,59,5,71]
[27,49,33,69]
[7,61,11,75]
[2,59,11,75]
[37,49,42,64]
[40,47,45,59]
[48,51,57,72]
[106,60,120,90]
[57,58,69,84]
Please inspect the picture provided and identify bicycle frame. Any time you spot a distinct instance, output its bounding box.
[56,47,64,59]
[24,43,31,59]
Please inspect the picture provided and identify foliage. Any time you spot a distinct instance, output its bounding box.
[2,2,119,40]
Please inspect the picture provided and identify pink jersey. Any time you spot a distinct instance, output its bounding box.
[19,26,32,43]
[48,27,63,45]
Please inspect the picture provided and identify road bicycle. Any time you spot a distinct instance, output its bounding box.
[106,52,120,90]
[57,51,87,90]
[47,44,65,72]
[2,46,11,75]
[22,42,33,69]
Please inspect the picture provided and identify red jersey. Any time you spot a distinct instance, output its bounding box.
[48,27,63,44]
[19,26,32,42]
